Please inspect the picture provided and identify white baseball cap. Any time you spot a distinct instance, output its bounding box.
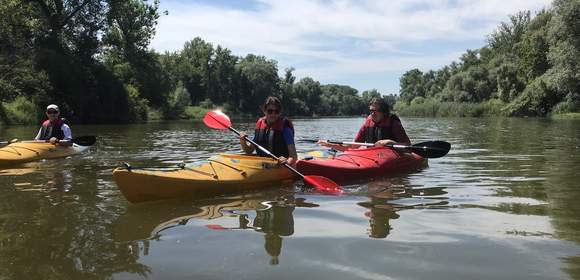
[46,104,59,111]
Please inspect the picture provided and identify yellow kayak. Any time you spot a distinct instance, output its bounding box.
[0,141,89,166]
[114,154,300,203]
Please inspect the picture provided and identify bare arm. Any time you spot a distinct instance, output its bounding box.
[239,132,255,154]
[287,144,298,166]
[317,140,356,151]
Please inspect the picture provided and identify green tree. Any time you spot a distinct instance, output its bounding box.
[236,54,280,114]
[492,56,525,102]
[0,0,163,123]
[179,37,214,105]
[0,0,50,107]
[292,77,322,115]
[320,84,363,116]
[488,11,531,55]
[399,69,425,104]
[516,10,551,82]
[211,46,238,105]
[104,0,169,107]
[504,76,558,116]
[361,89,381,105]
[280,67,296,114]
[545,0,580,112]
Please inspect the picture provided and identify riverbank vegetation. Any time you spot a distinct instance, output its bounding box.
[1,0,579,125]
[397,0,580,118]
[0,0,387,125]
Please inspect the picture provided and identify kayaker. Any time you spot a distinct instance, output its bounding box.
[34,104,73,146]
[239,96,298,166]
[319,97,410,151]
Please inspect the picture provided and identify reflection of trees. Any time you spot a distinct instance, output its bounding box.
[564,255,580,280]
[449,118,580,278]
[0,169,150,279]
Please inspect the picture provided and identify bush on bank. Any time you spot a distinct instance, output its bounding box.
[394,99,507,117]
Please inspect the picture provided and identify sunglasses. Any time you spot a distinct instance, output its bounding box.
[46,110,59,114]
[369,109,378,114]
[266,109,280,114]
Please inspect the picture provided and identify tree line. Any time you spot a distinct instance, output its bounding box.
[397,0,580,117]
[0,0,389,125]
[2,1,578,125]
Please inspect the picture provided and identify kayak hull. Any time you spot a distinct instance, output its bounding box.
[0,142,88,166]
[113,154,297,203]
[296,147,427,182]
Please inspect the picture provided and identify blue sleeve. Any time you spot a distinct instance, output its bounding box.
[282,126,294,145]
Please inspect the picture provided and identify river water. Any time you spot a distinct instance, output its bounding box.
[0,117,579,280]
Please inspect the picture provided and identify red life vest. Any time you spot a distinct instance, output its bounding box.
[254,117,294,158]
[358,115,402,143]
[39,118,65,140]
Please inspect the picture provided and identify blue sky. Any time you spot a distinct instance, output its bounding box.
[150,0,552,95]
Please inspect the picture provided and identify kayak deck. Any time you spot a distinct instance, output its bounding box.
[296,147,427,182]
[113,154,297,203]
[0,142,88,166]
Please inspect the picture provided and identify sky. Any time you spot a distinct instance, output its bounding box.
[150,0,552,95]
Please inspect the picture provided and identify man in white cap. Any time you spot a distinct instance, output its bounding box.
[34,104,72,146]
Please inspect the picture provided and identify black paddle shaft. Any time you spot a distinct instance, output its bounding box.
[387,141,451,158]
[300,138,450,159]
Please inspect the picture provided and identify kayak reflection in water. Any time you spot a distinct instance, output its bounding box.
[239,96,298,167]
[318,97,411,151]
[34,104,73,147]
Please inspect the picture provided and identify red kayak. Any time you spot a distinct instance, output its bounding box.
[296,147,427,182]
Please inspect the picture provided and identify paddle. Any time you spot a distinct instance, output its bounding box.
[72,136,97,146]
[301,139,451,158]
[203,110,342,194]
[0,136,97,146]
[205,224,249,231]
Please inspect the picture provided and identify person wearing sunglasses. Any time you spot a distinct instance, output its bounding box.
[240,96,298,166]
[34,104,72,146]
[319,97,410,151]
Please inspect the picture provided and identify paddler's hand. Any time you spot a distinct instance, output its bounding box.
[239,132,248,144]
[374,139,396,147]
[277,157,296,167]
[48,137,59,145]
[317,139,332,147]
[277,156,288,165]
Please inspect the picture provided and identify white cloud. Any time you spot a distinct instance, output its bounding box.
[151,0,552,93]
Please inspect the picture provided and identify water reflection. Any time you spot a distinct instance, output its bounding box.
[356,178,449,238]
[252,197,319,265]
[115,190,320,266]
[1,161,77,204]
[114,180,451,267]
[0,167,149,280]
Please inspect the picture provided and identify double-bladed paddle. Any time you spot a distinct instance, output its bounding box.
[202,110,342,194]
[301,139,451,158]
[0,135,97,146]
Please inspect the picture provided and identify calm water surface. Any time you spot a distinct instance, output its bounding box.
[1,117,580,280]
